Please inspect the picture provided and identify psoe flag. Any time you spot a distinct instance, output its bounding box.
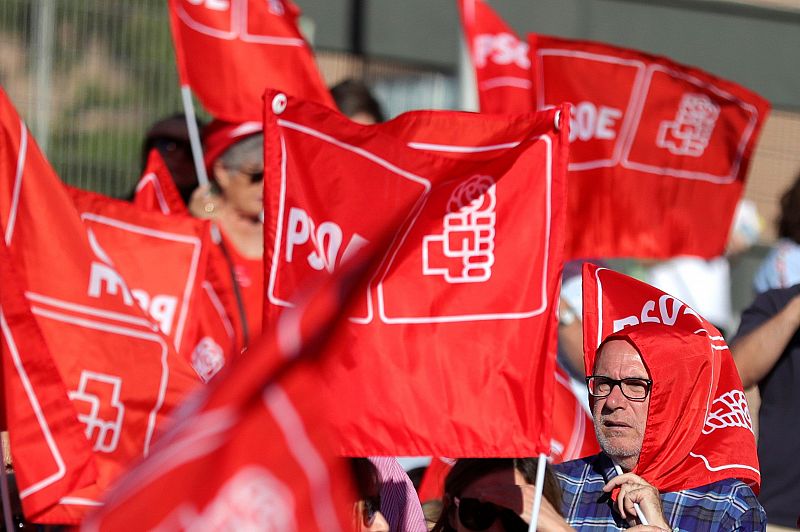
[168,0,333,122]
[530,34,770,259]
[263,89,569,457]
[457,0,533,114]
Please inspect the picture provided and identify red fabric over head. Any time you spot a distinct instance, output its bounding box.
[202,119,262,173]
[582,263,760,494]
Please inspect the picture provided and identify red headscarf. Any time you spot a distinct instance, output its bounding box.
[582,263,760,494]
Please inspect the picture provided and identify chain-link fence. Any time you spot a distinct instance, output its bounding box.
[0,0,458,198]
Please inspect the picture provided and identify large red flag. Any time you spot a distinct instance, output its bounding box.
[458,0,532,114]
[530,35,770,259]
[0,87,200,524]
[582,263,760,493]
[0,240,98,519]
[83,174,418,532]
[168,0,333,122]
[263,89,568,456]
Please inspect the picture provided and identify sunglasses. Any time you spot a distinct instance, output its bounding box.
[361,495,381,528]
[239,169,264,184]
[455,497,528,531]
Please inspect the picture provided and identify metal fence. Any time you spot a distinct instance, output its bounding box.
[0,0,458,198]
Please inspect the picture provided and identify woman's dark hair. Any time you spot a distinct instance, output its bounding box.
[350,457,380,499]
[330,79,385,123]
[430,458,562,532]
[778,171,800,244]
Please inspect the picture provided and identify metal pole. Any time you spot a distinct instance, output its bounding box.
[458,1,478,112]
[32,0,55,153]
[180,86,210,188]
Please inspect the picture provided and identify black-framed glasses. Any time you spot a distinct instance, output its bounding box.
[454,497,527,532]
[586,376,652,401]
[361,495,381,528]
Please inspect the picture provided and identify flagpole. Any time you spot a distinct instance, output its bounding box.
[458,0,478,112]
[528,452,547,532]
[180,85,210,188]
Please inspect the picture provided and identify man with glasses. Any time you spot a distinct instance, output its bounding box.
[553,331,765,530]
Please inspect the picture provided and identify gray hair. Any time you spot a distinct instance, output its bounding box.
[219,133,263,170]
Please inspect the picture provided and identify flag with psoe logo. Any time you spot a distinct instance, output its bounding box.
[0,87,200,524]
[457,0,533,114]
[68,186,211,362]
[581,263,760,493]
[263,89,569,456]
[529,34,770,259]
[168,0,333,122]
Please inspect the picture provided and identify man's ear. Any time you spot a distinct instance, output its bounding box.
[213,160,232,192]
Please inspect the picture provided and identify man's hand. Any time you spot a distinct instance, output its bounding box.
[603,473,670,530]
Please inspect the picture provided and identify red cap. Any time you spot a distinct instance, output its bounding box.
[202,120,263,173]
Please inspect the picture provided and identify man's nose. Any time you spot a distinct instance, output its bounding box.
[603,382,629,409]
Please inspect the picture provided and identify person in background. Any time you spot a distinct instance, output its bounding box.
[331,78,385,125]
[431,458,568,532]
[351,458,391,532]
[136,113,204,205]
[754,170,800,294]
[189,120,264,341]
[368,457,427,532]
[732,285,800,530]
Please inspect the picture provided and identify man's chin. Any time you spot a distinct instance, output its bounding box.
[596,432,640,461]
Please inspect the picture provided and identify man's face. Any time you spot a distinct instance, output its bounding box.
[591,339,650,472]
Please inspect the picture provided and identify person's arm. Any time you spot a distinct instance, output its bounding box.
[731,293,800,388]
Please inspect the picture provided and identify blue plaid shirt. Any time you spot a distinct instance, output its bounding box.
[553,453,766,531]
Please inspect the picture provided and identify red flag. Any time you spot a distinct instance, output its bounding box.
[458,0,532,114]
[133,149,189,216]
[83,167,420,532]
[530,34,770,259]
[168,0,333,122]
[68,186,212,361]
[263,89,568,456]
[0,87,200,524]
[550,364,599,463]
[581,263,760,493]
[0,240,98,518]
[417,458,454,503]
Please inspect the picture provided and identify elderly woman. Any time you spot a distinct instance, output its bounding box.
[190,120,265,344]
